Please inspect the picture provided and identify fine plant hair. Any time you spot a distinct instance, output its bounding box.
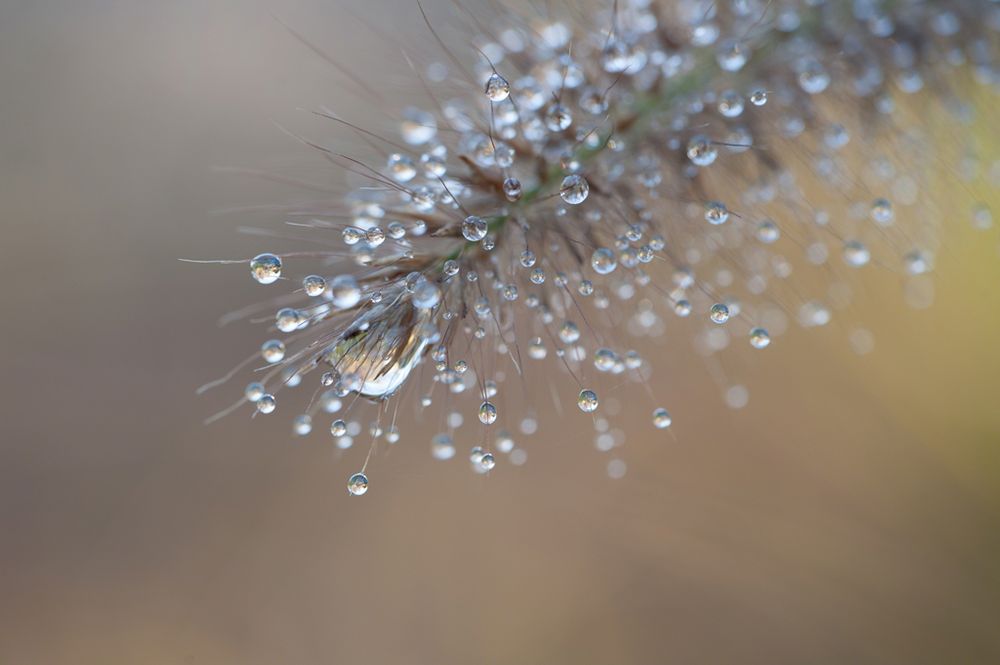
[191,0,999,496]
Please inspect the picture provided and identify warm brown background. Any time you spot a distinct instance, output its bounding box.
[2,1,1000,663]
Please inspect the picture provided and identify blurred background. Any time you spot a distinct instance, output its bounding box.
[1,1,999,662]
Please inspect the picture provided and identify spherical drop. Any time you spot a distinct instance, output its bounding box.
[347,472,369,496]
[485,72,511,102]
[560,175,590,204]
[261,339,286,364]
[302,275,326,297]
[329,275,362,308]
[479,401,498,425]
[577,389,599,413]
[256,394,276,414]
[749,327,771,349]
[686,135,718,167]
[480,452,496,470]
[652,408,672,429]
[250,253,282,285]
[591,247,618,275]
[710,303,731,324]
[462,215,488,242]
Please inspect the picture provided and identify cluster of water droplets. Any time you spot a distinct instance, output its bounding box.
[209,0,999,496]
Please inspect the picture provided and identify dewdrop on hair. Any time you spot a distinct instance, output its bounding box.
[193,0,1000,495]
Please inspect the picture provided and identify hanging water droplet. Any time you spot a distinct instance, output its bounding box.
[411,277,441,309]
[674,299,692,317]
[256,394,276,414]
[871,198,894,226]
[560,174,590,204]
[756,220,780,243]
[387,153,417,183]
[591,247,617,275]
[904,249,931,275]
[652,408,672,429]
[710,303,731,324]
[293,414,312,436]
[250,253,282,285]
[749,88,768,106]
[400,106,436,145]
[480,452,496,470]
[798,60,830,94]
[347,472,369,496]
[705,201,729,225]
[302,275,326,297]
[717,90,745,117]
[577,389,599,413]
[503,177,523,201]
[479,401,498,425]
[432,433,456,460]
[275,308,304,333]
[245,382,265,402]
[366,227,386,247]
[342,227,365,246]
[716,40,749,72]
[544,103,572,131]
[686,135,718,166]
[843,240,871,267]
[329,275,362,308]
[485,72,511,101]
[462,215,488,242]
[330,419,347,437]
[749,327,771,349]
[261,339,285,363]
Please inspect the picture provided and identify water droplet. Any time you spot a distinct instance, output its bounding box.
[756,220,780,243]
[302,275,326,297]
[716,40,749,72]
[544,103,572,131]
[330,419,347,437]
[591,247,617,275]
[387,153,417,182]
[871,198,894,226]
[717,90,745,117]
[485,72,510,101]
[843,241,871,267]
[652,408,672,429]
[366,227,386,247]
[347,472,369,496]
[577,389,599,413]
[250,253,281,285]
[480,452,496,470]
[560,175,590,204]
[261,339,285,363]
[256,394,276,414]
[479,401,498,425]
[329,275,362,308]
[904,249,931,275]
[749,88,768,106]
[705,201,729,225]
[293,415,312,436]
[245,382,265,402]
[432,433,456,460]
[710,303,730,324]
[503,177,522,201]
[411,277,441,309]
[798,60,830,94]
[686,135,718,166]
[275,308,304,333]
[749,327,771,349]
[462,215,488,242]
